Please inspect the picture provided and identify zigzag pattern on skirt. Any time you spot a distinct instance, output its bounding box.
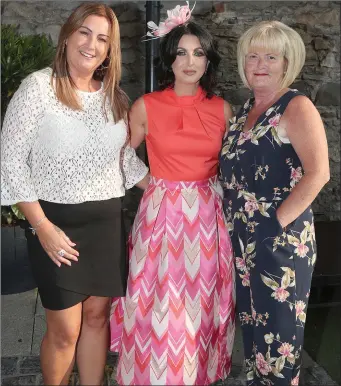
[110,175,236,385]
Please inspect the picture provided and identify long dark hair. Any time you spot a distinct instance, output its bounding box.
[154,21,221,98]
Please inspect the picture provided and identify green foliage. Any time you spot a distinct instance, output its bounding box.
[1,25,56,225]
[1,24,55,121]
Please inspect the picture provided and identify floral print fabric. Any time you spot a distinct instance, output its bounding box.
[219,90,316,385]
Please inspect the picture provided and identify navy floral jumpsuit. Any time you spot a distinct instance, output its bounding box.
[219,90,316,386]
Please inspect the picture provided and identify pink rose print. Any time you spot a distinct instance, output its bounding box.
[291,372,300,385]
[268,113,281,127]
[236,257,247,271]
[295,300,306,317]
[295,243,309,258]
[272,287,290,302]
[290,167,303,183]
[278,342,295,358]
[255,352,272,375]
[245,200,258,213]
[237,130,252,145]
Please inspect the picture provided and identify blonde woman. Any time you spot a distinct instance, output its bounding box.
[219,21,329,385]
[1,3,148,385]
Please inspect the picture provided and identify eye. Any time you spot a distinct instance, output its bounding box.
[79,30,88,36]
[194,50,205,57]
[176,50,186,56]
[268,55,276,60]
[98,37,107,43]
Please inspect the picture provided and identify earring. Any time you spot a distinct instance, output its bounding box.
[96,57,110,77]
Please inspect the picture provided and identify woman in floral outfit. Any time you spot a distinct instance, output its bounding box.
[219,21,330,385]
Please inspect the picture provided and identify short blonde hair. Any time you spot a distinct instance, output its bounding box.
[52,2,128,122]
[237,21,306,90]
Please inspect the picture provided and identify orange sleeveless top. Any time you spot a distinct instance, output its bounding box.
[143,87,226,181]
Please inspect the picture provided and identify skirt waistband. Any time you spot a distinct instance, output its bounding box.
[149,175,219,189]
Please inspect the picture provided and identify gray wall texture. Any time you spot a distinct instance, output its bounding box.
[2,1,340,221]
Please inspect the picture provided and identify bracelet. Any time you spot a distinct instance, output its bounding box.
[29,216,47,235]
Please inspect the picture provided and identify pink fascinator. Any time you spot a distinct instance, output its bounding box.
[144,1,196,41]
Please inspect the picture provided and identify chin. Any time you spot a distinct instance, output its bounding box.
[180,77,201,85]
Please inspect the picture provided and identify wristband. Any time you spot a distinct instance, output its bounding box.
[29,216,47,235]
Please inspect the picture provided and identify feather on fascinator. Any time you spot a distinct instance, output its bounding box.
[143,1,196,41]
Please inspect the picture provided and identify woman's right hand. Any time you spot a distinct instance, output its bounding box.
[35,220,79,267]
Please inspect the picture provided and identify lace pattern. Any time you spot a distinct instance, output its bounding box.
[1,68,148,204]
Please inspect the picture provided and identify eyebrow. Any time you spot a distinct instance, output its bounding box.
[80,25,109,38]
[177,46,204,50]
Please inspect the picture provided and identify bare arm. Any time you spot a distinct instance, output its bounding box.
[276,96,330,228]
[129,97,148,149]
[224,100,234,133]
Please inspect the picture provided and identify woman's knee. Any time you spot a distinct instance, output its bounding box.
[45,307,82,349]
[45,323,81,349]
[82,298,110,329]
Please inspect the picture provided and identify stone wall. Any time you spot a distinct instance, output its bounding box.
[1,1,340,220]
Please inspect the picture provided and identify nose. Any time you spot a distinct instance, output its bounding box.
[87,34,96,51]
[187,54,194,67]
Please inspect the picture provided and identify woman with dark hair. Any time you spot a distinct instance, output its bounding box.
[1,3,148,385]
[110,3,235,385]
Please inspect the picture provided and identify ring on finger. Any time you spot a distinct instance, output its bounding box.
[57,249,66,257]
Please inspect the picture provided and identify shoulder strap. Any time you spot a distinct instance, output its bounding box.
[274,89,306,115]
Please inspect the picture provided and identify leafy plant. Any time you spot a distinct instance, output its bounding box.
[1,25,56,226]
[1,24,55,121]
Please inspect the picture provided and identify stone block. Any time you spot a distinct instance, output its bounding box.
[315,83,340,106]
[18,375,39,385]
[19,356,41,376]
[1,357,19,376]
[314,37,332,51]
[119,23,144,38]
[296,9,340,27]
[118,7,140,23]
[121,49,136,65]
[35,24,60,45]
[224,88,251,107]
[120,39,133,49]
[214,2,225,14]
[1,376,20,385]
[321,53,338,68]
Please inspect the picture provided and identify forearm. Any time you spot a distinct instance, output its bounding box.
[135,173,150,190]
[16,201,46,227]
[276,172,329,227]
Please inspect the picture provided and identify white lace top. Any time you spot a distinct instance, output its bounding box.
[1,68,148,205]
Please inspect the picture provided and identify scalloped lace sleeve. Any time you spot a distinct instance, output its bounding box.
[122,143,149,189]
[1,73,44,204]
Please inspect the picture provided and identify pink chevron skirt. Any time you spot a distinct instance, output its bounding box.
[110,175,235,385]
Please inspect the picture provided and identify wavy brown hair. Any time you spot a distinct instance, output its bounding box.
[52,2,128,122]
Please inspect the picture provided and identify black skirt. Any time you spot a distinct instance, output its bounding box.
[25,198,128,310]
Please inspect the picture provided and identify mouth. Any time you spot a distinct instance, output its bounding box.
[183,70,196,76]
[254,73,268,76]
[80,51,96,59]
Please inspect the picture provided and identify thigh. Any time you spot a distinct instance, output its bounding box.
[45,302,83,337]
